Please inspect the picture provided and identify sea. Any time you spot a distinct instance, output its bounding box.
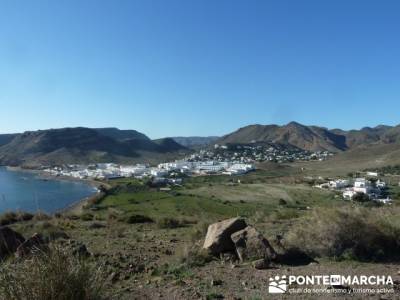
[0,167,97,214]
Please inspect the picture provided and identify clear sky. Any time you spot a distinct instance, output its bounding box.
[1,0,400,138]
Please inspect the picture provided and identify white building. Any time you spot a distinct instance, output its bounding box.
[343,189,356,200]
[120,164,148,177]
[224,163,255,175]
[329,179,350,189]
[353,178,372,194]
[150,168,169,177]
[376,179,386,189]
[367,171,378,177]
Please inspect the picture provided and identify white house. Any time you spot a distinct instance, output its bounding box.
[375,197,392,204]
[353,178,371,194]
[150,168,168,177]
[376,179,386,189]
[367,171,378,177]
[329,179,350,189]
[343,189,356,200]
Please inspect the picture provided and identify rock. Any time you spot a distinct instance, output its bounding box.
[15,233,48,258]
[231,226,276,262]
[0,226,25,259]
[252,258,269,270]
[203,217,247,255]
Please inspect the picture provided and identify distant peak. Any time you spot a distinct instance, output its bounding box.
[286,121,304,127]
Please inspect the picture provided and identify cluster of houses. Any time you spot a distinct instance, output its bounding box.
[42,160,255,182]
[193,143,333,164]
[315,176,392,204]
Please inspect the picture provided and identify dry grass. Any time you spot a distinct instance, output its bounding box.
[0,246,106,300]
[285,206,400,261]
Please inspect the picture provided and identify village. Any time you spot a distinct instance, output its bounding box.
[41,160,256,183]
[200,143,333,163]
[40,142,333,183]
[314,171,393,204]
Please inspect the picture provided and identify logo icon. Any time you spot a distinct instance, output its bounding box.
[330,275,341,286]
[268,275,287,294]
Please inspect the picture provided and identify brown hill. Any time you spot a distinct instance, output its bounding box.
[217,122,400,152]
[0,128,188,167]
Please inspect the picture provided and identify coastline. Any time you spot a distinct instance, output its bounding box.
[4,166,111,215]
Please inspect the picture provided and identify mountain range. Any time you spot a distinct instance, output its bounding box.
[216,122,400,152]
[1,122,400,167]
[0,127,187,167]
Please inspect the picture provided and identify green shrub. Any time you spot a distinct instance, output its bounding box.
[33,222,69,242]
[0,211,34,225]
[0,246,105,300]
[17,211,34,221]
[123,214,154,224]
[0,212,17,225]
[352,192,370,203]
[80,213,94,221]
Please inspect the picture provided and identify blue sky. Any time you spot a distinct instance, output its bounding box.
[1,0,400,138]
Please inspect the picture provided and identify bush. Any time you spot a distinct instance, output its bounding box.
[80,213,94,221]
[157,217,181,229]
[0,211,34,226]
[0,247,105,300]
[0,212,17,225]
[123,214,154,224]
[352,192,370,203]
[17,211,34,221]
[286,207,400,261]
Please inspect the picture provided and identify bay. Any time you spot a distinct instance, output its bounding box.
[0,167,96,213]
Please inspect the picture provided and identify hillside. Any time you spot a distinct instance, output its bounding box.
[0,134,19,147]
[217,122,347,152]
[217,122,400,152]
[171,136,219,148]
[298,143,400,176]
[0,128,188,167]
[94,127,150,142]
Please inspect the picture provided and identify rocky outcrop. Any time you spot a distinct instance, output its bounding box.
[203,219,277,269]
[203,217,247,255]
[0,226,25,259]
[231,226,276,262]
[15,233,48,258]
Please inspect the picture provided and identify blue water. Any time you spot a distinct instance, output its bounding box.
[0,167,97,213]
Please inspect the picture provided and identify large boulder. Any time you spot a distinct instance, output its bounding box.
[15,233,48,258]
[231,226,276,263]
[203,217,247,255]
[0,226,25,259]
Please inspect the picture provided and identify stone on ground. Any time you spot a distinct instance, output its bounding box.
[231,225,276,262]
[0,226,25,259]
[203,217,247,255]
